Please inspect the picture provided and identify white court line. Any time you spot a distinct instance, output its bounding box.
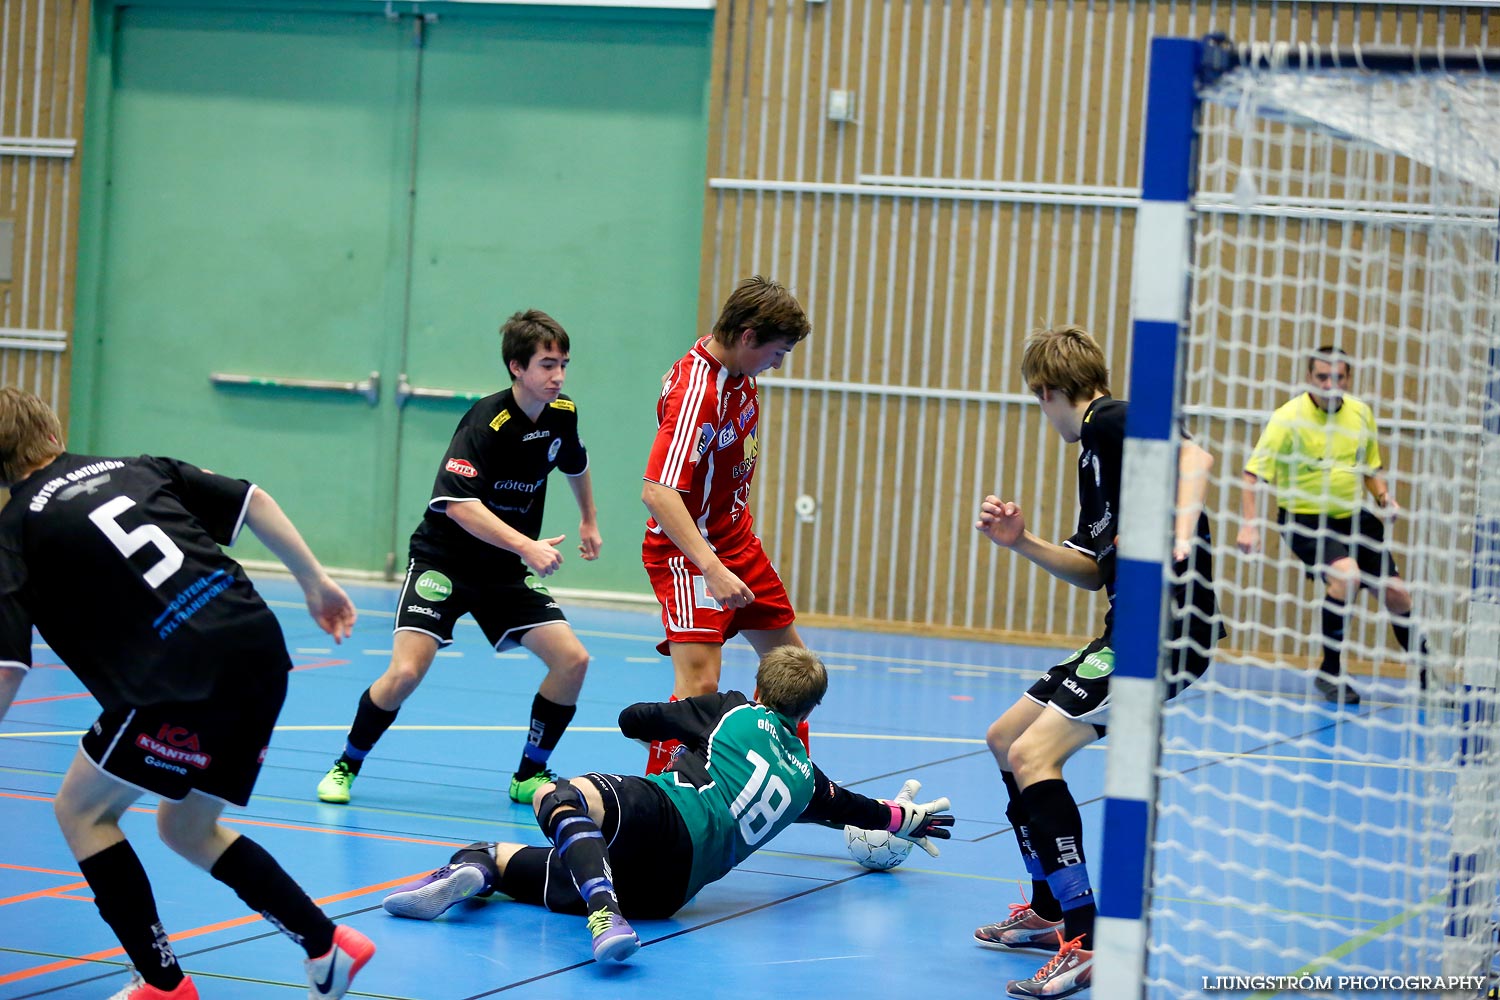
[363,649,392,656]
[825,664,858,671]
[625,656,659,663]
[296,648,332,655]
[494,652,526,659]
[262,598,1031,674]
[436,651,463,658]
[952,670,988,677]
[887,667,921,674]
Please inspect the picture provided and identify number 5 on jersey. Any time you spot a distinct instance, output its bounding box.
[89,496,184,588]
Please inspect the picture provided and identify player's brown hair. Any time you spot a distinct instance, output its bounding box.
[711,276,811,348]
[755,646,828,721]
[0,388,63,486]
[1020,325,1110,403]
[501,309,570,378]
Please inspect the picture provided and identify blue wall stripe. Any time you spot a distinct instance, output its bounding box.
[1099,797,1150,920]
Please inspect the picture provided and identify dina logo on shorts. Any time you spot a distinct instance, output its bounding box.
[414,571,453,602]
[1075,650,1115,680]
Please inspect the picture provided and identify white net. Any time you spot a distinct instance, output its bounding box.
[1146,57,1500,996]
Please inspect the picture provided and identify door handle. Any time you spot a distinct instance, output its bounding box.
[396,373,487,408]
[211,370,380,406]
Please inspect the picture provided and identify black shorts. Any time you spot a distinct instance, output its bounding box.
[394,557,569,649]
[1026,553,1220,735]
[1279,509,1400,584]
[81,649,290,806]
[493,772,695,919]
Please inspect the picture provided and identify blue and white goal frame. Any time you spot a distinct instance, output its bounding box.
[1095,34,1500,999]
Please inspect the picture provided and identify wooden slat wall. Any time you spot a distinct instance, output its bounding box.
[0,0,87,427]
[700,0,1499,644]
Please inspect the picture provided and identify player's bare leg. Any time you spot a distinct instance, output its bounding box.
[318,630,440,803]
[1007,710,1101,951]
[745,625,810,751]
[975,699,1066,953]
[1316,557,1362,704]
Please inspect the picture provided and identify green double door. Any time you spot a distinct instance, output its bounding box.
[84,3,711,588]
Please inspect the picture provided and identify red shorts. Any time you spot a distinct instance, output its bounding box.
[643,534,795,655]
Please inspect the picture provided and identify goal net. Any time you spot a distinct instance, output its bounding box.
[1103,38,1500,999]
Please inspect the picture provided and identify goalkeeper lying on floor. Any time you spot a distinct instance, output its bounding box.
[380,645,954,963]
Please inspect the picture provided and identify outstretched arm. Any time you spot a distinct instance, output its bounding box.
[975,496,1104,591]
[1174,441,1215,562]
[642,481,753,609]
[565,470,601,560]
[446,500,566,577]
[245,489,356,643]
[1237,470,1267,554]
[1365,473,1399,516]
[798,770,954,856]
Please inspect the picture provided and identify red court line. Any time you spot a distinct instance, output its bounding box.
[0,870,432,986]
[291,658,349,672]
[0,790,471,984]
[0,790,468,849]
[0,881,89,906]
[0,863,82,878]
[12,692,92,706]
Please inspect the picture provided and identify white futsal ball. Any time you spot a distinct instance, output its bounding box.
[844,825,914,871]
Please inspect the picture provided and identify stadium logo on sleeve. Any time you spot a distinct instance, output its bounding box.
[445,458,479,478]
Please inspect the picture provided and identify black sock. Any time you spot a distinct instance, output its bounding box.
[517,694,577,781]
[1002,770,1060,920]
[78,841,184,990]
[344,687,400,769]
[1020,778,1096,949]
[1320,596,1349,677]
[1391,618,1427,656]
[210,835,334,958]
[539,793,619,914]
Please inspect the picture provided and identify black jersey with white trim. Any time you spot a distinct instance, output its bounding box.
[0,453,281,710]
[1064,397,1125,622]
[409,388,588,578]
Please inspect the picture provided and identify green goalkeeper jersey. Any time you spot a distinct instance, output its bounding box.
[620,692,817,901]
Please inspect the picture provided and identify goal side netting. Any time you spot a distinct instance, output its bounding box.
[1100,37,1500,1000]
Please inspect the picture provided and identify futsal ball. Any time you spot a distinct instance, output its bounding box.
[844,825,913,871]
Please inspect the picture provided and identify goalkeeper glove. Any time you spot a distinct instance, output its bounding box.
[883,778,954,857]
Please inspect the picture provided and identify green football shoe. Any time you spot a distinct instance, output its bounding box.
[317,759,358,804]
[509,767,558,805]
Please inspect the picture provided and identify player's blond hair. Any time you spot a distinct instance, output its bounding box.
[1020,325,1111,403]
[0,388,63,486]
[755,646,827,720]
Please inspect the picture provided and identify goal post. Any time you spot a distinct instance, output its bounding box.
[1099,35,1500,999]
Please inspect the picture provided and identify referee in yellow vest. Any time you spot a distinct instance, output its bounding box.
[1237,345,1426,705]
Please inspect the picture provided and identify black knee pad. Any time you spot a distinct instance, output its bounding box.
[448,841,501,897]
[536,779,585,840]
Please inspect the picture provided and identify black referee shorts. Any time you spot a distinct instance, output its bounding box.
[1279,508,1400,584]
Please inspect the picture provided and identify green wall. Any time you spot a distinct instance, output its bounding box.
[74,0,712,594]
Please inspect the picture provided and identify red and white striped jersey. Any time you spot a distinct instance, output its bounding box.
[643,338,761,558]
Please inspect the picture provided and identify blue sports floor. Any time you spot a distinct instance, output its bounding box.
[0,575,1460,999]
